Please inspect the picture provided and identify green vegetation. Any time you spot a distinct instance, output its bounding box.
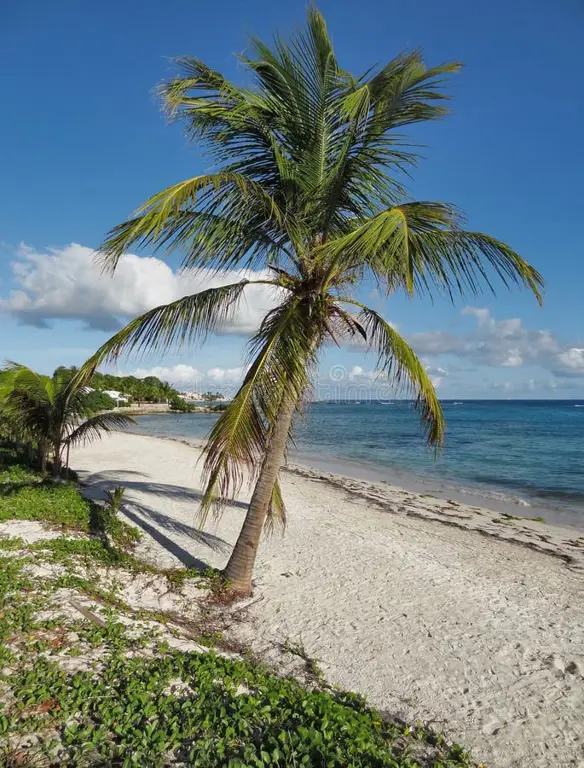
[0,452,134,548]
[83,389,117,411]
[90,369,180,404]
[56,365,214,412]
[79,7,543,595]
[201,391,223,402]
[0,440,474,766]
[0,363,134,477]
[169,392,198,412]
[0,468,92,530]
[0,645,473,766]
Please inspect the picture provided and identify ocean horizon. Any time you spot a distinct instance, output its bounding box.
[133,398,584,529]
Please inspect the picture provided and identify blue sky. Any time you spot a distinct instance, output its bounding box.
[1,0,582,398]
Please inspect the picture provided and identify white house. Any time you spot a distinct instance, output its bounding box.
[179,391,204,401]
[103,390,129,404]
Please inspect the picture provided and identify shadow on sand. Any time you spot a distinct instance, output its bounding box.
[78,468,240,570]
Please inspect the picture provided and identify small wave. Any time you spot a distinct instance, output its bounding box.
[448,484,532,507]
[452,401,463,405]
[575,405,584,408]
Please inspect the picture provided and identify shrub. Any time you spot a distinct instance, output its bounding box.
[0,467,92,530]
[84,390,117,412]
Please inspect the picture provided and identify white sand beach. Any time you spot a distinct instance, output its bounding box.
[73,431,584,768]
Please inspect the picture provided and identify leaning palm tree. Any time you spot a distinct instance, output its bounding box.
[0,363,135,476]
[80,8,542,593]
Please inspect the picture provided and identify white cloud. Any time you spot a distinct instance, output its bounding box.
[489,380,514,392]
[348,365,378,381]
[406,330,464,356]
[424,364,448,376]
[500,349,523,367]
[409,307,584,379]
[207,366,247,384]
[128,364,202,385]
[331,362,448,391]
[123,363,247,391]
[0,243,279,333]
[556,348,584,374]
[460,306,491,325]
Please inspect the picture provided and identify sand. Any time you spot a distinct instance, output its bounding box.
[72,431,584,768]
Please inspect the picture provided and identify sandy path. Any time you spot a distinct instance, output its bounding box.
[73,432,584,767]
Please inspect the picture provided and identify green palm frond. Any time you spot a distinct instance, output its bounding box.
[200,295,318,524]
[0,362,29,398]
[77,281,264,379]
[318,202,543,302]
[99,173,286,273]
[1,363,53,407]
[1,364,54,443]
[264,476,287,535]
[64,412,136,449]
[319,54,462,233]
[338,300,444,447]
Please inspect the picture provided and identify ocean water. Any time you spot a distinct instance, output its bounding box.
[133,400,584,527]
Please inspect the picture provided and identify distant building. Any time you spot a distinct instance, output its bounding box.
[103,390,129,404]
[179,391,204,401]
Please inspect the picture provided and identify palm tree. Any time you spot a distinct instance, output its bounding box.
[0,363,135,477]
[80,8,543,594]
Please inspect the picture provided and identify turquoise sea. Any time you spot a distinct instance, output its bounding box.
[133,400,584,528]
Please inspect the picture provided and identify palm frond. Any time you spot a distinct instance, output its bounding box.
[76,281,262,379]
[199,295,318,524]
[339,299,444,447]
[264,476,287,535]
[318,202,543,302]
[99,173,286,273]
[1,363,53,408]
[64,413,136,449]
[1,364,54,445]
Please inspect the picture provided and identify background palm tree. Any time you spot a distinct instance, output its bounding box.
[81,8,543,594]
[0,363,135,477]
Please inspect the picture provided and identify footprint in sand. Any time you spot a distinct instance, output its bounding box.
[543,655,582,678]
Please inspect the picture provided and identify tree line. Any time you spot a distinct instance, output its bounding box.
[55,367,178,405]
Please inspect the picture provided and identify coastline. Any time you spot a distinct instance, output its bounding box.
[128,408,584,530]
[72,431,584,767]
[127,427,584,562]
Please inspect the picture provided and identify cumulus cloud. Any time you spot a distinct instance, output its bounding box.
[423,364,448,388]
[206,366,247,384]
[409,307,584,379]
[128,364,203,385]
[124,363,247,391]
[0,243,279,333]
[324,361,448,394]
[405,331,464,356]
[347,365,377,381]
[556,348,584,375]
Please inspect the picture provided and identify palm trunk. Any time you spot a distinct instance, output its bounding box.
[39,443,47,473]
[223,395,296,595]
[52,441,61,479]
